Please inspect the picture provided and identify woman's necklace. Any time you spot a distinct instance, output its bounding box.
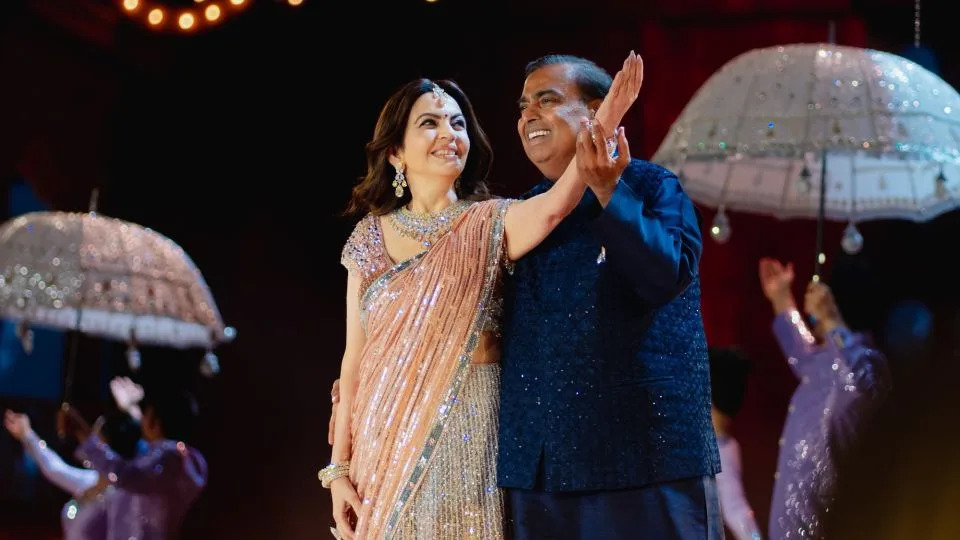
[387,200,471,248]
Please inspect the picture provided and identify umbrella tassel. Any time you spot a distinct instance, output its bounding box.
[15,321,33,355]
[200,328,221,377]
[200,350,220,378]
[126,329,141,371]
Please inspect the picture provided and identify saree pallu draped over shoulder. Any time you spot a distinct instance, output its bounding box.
[342,199,513,539]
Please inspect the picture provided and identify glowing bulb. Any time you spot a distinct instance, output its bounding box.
[288,0,304,5]
[710,208,731,244]
[205,4,221,21]
[229,0,245,5]
[179,12,196,30]
[148,8,164,25]
[123,0,140,11]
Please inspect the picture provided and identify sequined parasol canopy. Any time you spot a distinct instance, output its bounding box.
[0,210,234,353]
[653,43,960,272]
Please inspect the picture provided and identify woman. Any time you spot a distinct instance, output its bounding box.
[4,408,141,540]
[324,52,642,539]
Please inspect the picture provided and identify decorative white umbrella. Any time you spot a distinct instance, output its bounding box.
[652,43,960,275]
[0,205,235,395]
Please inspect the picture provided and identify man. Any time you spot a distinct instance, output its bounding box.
[61,388,208,540]
[330,55,720,537]
[758,258,890,539]
[708,347,763,540]
[499,54,720,538]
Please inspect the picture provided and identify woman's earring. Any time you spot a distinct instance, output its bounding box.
[392,163,407,198]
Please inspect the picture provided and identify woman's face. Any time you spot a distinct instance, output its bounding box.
[393,90,470,187]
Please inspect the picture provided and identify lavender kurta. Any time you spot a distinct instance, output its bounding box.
[21,431,109,540]
[769,310,890,539]
[77,434,208,540]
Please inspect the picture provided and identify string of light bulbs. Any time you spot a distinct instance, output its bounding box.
[118,0,304,33]
[913,0,921,48]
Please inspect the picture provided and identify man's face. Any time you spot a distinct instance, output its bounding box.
[517,64,593,180]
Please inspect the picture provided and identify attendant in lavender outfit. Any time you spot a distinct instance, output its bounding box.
[4,409,140,540]
[758,258,891,539]
[61,389,208,540]
[708,347,763,540]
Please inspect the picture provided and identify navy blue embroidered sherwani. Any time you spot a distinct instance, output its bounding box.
[498,159,723,539]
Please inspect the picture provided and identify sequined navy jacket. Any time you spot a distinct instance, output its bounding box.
[497,159,721,492]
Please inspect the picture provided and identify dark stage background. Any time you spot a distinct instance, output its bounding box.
[1,0,958,538]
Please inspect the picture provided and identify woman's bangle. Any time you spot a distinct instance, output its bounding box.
[319,461,350,488]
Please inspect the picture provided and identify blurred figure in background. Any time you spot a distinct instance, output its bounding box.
[59,386,207,540]
[758,257,891,539]
[4,408,140,540]
[708,346,762,540]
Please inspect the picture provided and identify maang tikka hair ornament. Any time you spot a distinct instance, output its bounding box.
[431,83,450,104]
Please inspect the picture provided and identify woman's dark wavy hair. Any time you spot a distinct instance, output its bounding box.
[345,78,493,216]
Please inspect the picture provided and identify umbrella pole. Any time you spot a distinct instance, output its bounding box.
[63,309,81,405]
[56,307,81,439]
[814,20,836,282]
[813,151,827,281]
[63,189,97,407]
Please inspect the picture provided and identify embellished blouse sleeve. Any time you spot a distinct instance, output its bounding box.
[341,214,374,276]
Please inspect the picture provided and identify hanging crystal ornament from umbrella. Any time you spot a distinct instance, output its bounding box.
[0,200,235,400]
[652,43,960,277]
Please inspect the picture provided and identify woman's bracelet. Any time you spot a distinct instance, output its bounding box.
[319,461,350,488]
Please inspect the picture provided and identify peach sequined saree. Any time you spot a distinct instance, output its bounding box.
[340,199,512,539]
